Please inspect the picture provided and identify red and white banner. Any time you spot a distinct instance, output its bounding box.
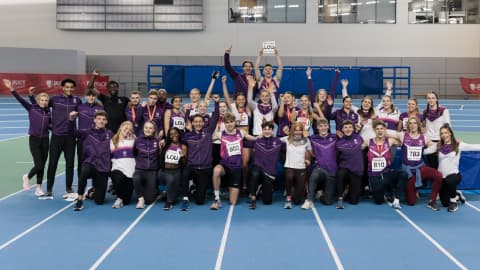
[0,73,110,95]
[460,77,480,95]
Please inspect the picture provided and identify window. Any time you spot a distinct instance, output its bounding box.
[409,0,480,24]
[228,0,306,23]
[318,0,396,24]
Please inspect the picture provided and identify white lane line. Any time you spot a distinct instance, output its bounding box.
[214,205,235,270]
[395,209,468,270]
[0,172,66,201]
[0,135,27,142]
[465,202,480,213]
[312,207,344,270]
[0,201,76,251]
[89,200,158,270]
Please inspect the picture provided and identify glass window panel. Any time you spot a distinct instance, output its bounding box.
[409,0,480,24]
[229,0,305,23]
[318,0,396,24]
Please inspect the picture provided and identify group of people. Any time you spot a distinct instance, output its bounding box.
[5,46,478,213]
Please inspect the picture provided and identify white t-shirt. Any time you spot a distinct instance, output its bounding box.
[281,137,312,169]
[110,139,136,178]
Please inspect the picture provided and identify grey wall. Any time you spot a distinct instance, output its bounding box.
[0,47,86,74]
[87,55,480,98]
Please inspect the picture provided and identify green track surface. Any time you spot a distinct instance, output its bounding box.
[0,136,67,198]
[0,132,479,199]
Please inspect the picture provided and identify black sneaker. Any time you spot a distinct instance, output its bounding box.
[249,199,257,210]
[427,200,440,211]
[163,202,173,211]
[456,191,466,204]
[74,200,84,211]
[448,202,458,212]
[38,192,53,200]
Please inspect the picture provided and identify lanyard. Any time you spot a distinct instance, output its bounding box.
[131,106,136,122]
[147,104,157,121]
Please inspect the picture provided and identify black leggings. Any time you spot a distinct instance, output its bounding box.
[249,166,275,205]
[181,166,211,205]
[158,168,181,203]
[133,169,157,204]
[46,135,76,193]
[110,170,133,205]
[336,168,362,204]
[78,164,108,205]
[28,136,49,185]
[284,168,306,205]
[439,173,462,207]
[308,167,335,205]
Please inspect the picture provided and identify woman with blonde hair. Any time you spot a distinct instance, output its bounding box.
[110,121,136,208]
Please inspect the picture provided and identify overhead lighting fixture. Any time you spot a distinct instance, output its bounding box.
[288,4,299,8]
[366,1,377,4]
[274,4,286,8]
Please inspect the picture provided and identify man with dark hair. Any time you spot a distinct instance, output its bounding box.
[88,69,129,133]
[224,46,256,99]
[35,78,82,200]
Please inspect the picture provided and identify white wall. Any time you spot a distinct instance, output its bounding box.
[0,0,478,57]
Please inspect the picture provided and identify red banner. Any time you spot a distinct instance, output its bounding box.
[0,73,110,96]
[460,77,480,95]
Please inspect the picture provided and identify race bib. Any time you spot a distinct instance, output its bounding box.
[371,157,387,172]
[407,146,422,161]
[165,149,181,164]
[226,141,241,156]
[189,107,199,117]
[173,117,185,130]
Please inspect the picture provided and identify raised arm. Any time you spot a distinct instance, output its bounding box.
[87,69,99,90]
[204,71,219,103]
[254,48,263,82]
[164,109,172,135]
[224,46,238,78]
[341,79,349,98]
[222,75,233,107]
[206,99,220,134]
[274,47,283,82]
[247,76,257,110]
[277,95,285,118]
[3,79,32,110]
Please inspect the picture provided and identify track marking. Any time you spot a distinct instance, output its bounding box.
[312,207,344,270]
[89,200,158,270]
[395,209,468,270]
[0,172,65,201]
[0,201,75,251]
[214,205,235,270]
[465,202,480,213]
[0,135,27,142]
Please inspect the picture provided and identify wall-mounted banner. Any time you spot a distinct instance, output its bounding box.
[0,73,109,95]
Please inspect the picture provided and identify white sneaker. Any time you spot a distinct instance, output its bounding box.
[136,198,145,209]
[284,200,293,209]
[112,198,124,209]
[65,193,78,202]
[301,200,313,210]
[22,174,31,190]
[34,188,45,197]
[392,198,402,209]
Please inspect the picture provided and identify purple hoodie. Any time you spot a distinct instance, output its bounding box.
[336,133,364,176]
[12,90,50,138]
[134,135,160,171]
[309,133,337,175]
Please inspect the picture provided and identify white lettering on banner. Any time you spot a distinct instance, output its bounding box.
[173,117,185,130]
[45,80,62,88]
[372,157,387,172]
[226,141,241,156]
[262,41,276,54]
[12,80,26,88]
[407,146,422,161]
[165,149,180,164]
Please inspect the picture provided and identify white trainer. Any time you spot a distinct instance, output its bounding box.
[22,174,31,190]
[301,200,313,210]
